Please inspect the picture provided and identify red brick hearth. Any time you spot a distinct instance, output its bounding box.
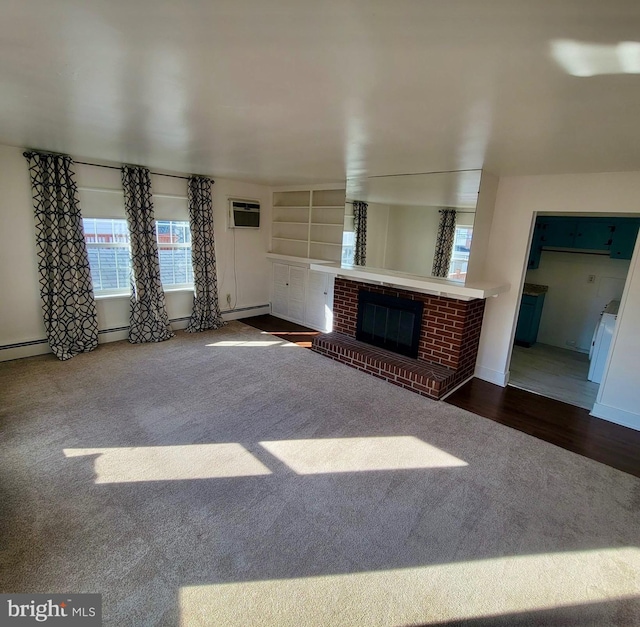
[311,278,486,400]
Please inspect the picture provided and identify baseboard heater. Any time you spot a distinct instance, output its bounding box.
[0,305,270,352]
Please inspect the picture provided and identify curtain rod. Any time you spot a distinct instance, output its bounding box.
[77,159,214,183]
[25,150,210,181]
[75,161,193,181]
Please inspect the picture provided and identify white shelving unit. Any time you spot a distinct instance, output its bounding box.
[271,187,346,262]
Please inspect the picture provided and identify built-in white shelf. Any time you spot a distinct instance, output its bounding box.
[266,253,336,265]
[272,187,346,262]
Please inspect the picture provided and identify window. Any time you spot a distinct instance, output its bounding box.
[83,218,131,294]
[156,220,193,288]
[83,218,193,294]
[448,226,473,280]
[342,231,355,265]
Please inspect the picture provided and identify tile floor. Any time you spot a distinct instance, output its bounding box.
[509,343,599,410]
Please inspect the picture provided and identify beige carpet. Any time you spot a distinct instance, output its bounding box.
[1,321,639,626]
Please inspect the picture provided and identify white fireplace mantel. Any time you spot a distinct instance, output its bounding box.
[309,262,510,301]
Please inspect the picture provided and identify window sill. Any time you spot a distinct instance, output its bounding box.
[94,292,130,300]
[94,286,194,300]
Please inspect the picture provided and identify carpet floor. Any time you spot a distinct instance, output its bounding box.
[1,321,639,626]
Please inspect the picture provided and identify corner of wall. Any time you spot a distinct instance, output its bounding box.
[466,170,499,283]
[474,365,509,387]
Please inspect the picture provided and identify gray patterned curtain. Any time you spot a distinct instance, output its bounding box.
[353,200,368,266]
[23,151,98,361]
[121,165,174,343]
[431,209,457,278]
[186,176,226,333]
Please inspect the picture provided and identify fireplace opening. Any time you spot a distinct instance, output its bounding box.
[356,290,424,358]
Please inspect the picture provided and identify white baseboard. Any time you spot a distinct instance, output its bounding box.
[0,304,271,362]
[0,341,51,362]
[97,328,129,344]
[591,402,640,432]
[222,304,270,321]
[474,365,509,387]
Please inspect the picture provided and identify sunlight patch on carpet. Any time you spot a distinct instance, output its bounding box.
[63,444,272,483]
[259,436,467,473]
[179,547,640,626]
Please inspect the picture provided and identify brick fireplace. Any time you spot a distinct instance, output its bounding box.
[312,278,486,399]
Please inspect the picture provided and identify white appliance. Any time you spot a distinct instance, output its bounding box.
[588,300,619,384]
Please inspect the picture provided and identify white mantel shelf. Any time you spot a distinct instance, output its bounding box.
[266,253,336,266]
[309,262,510,300]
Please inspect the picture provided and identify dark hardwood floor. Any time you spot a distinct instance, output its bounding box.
[446,378,640,479]
[242,315,640,478]
[241,314,321,348]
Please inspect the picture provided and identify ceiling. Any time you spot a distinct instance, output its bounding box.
[348,170,482,208]
[3,0,640,185]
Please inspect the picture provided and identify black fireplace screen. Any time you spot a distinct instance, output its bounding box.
[356,291,424,358]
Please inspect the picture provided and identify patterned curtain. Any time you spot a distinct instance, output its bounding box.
[23,151,98,361]
[353,200,368,266]
[431,209,457,278]
[121,165,174,343]
[186,176,226,333]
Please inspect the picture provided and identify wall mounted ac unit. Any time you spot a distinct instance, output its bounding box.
[229,199,260,229]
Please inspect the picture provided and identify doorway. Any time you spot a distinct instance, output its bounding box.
[508,214,637,410]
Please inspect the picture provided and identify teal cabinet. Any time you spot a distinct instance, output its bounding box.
[538,216,616,250]
[610,219,640,260]
[527,222,544,270]
[515,292,546,347]
[529,216,639,265]
[574,219,615,251]
[539,217,577,248]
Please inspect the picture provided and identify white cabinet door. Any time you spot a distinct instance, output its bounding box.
[306,270,330,331]
[272,263,290,317]
[271,263,307,324]
[270,261,334,331]
[288,266,306,324]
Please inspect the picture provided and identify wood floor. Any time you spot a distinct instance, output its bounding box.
[446,378,640,479]
[241,314,322,347]
[243,315,640,479]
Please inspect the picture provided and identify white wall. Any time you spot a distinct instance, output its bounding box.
[476,172,640,429]
[365,203,390,268]
[385,205,440,276]
[594,246,640,428]
[466,170,497,283]
[209,178,272,313]
[0,144,271,361]
[0,144,43,352]
[525,251,629,352]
